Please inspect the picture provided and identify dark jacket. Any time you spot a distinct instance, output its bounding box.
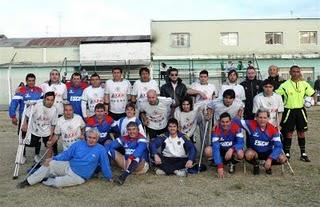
[265,75,285,91]
[160,78,187,107]
[240,77,263,120]
[314,79,320,91]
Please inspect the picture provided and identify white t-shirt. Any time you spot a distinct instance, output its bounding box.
[162,136,187,158]
[105,79,131,114]
[174,102,205,137]
[81,86,104,118]
[138,97,173,130]
[114,116,146,137]
[131,79,160,102]
[208,98,244,123]
[40,82,67,115]
[191,82,218,103]
[253,92,284,127]
[26,101,58,137]
[219,83,246,101]
[54,114,85,150]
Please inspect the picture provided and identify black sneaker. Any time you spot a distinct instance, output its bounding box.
[17,180,30,189]
[228,163,235,174]
[253,164,260,175]
[114,174,126,185]
[266,168,272,175]
[300,153,311,162]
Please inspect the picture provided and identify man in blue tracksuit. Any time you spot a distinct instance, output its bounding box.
[106,121,149,185]
[235,109,287,175]
[150,118,197,177]
[66,72,88,118]
[9,73,43,131]
[17,129,112,188]
[204,112,244,178]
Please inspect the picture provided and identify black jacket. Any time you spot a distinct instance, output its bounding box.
[265,75,285,90]
[240,78,263,120]
[160,78,187,107]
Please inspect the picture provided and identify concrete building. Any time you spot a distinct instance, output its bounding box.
[0,35,150,106]
[151,18,320,85]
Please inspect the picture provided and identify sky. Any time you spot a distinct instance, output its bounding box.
[0,0,319,38]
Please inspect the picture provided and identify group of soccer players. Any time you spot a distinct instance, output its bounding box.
[10,64,317,188]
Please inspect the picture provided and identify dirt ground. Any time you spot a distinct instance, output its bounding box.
[0,108,319,207]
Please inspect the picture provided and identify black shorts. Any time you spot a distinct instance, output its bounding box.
[280,108,308,132]
[108,111,126,121]
[257,150,272,161]
[146,127,167,140]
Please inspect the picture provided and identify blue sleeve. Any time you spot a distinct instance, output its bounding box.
[105,138,123,159]
[99,148,112,180]
[234,129,244,152]
[212,140,222,166]
[150,136,165,156]
[183,139,197,161]
[9,93,23,118]
[53,142,77,161]
[270,133,283,160]
[132,140,148,160]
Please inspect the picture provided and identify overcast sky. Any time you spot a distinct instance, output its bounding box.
[0,0,319,38]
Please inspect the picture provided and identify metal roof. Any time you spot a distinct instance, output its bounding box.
[0,35,151,48]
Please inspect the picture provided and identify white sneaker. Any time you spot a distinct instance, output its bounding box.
[155,168,166,175]
[20,156,27,165]
[34,155,41,163]
[174,169,187,177]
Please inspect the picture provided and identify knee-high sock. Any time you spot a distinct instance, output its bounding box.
[298,137,306,155]
[121,160,139,179]
[283,138,292,154]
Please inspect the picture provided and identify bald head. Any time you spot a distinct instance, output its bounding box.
[147,89,158,105]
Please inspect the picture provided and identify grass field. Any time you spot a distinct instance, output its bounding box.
[0,108,319,207]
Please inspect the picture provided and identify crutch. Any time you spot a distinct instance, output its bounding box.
[198,121,209,173]
[13,103,35,179]
[23,148,50,181]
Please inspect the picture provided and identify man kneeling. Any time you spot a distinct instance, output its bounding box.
[106,121,149,185]
[205,112,244,178]
[236,109,287,175]
[17,129,112,188]
[150,118,196,176]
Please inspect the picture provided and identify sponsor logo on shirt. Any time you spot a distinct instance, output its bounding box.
[254,140,269,146]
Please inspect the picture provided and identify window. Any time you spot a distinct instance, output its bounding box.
[265,32,283,44]
[170,33,190,48]
[300,31,317,44]
[220,32,238,46]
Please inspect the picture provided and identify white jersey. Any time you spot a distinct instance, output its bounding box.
[253,92,284,127]
[105,79,131,114]
[191,82,218,103]
[40,82,67,115]
[174,102,205,137]
[114,116,146,137]
[162,136,187,158]
[81,86,104,118]
[219,83,246,101]
[54,114,85,151]
[138,97,173,130]
[208,98,244,123]
[132,79,160,103]
[26,101,58,137]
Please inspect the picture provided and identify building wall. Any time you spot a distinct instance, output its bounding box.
[151,19,320,57]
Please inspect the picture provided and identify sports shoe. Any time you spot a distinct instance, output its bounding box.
[174,169,187,177]
[114,174,126,185]
[228,163,235,174]
[34,155,41,163]
[17,180,30,189]
[285,153,291,160]
[300,153,311,162]
[266,168,272,175]
[155,168,166,175]
[20,156,27,165]
[253,164,260,175]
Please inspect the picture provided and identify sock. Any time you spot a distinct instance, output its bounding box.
[283,138,292,154]
[121,160,139,179]
[298,138,306,155]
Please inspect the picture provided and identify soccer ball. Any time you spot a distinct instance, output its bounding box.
[304,97,313,108]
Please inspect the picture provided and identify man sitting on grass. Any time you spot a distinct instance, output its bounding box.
[17,129,112,188]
